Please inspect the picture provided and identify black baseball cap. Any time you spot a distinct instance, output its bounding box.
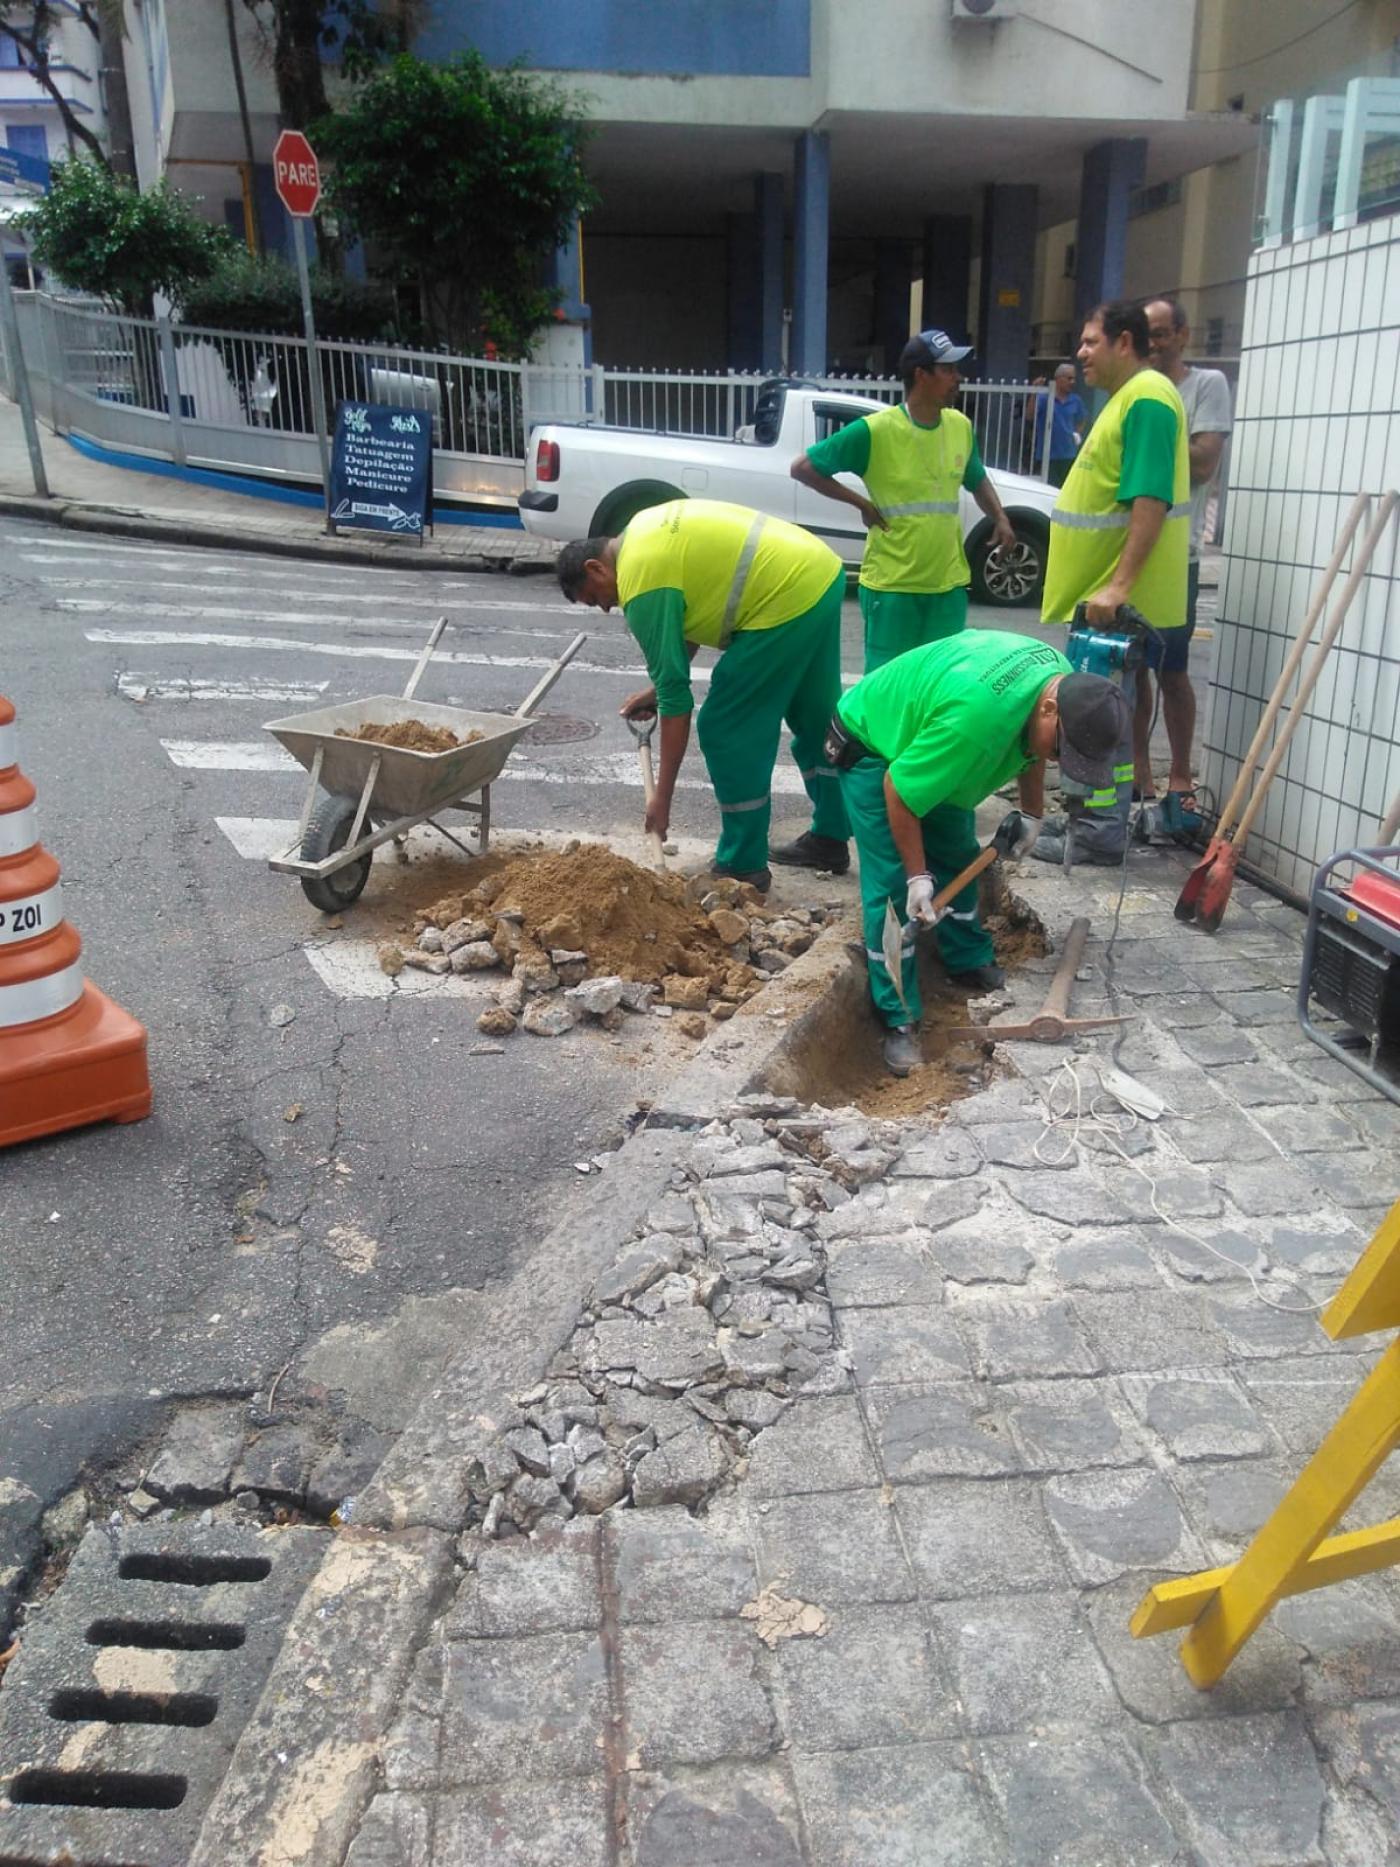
[899,328,974,371]
[1056,673,1129,790]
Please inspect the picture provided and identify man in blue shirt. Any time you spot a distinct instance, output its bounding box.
[1025,363,1087,486]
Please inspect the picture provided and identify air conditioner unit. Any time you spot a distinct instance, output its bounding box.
[951,0,1019,18]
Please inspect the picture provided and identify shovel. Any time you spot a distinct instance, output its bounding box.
[1176,492,1371,924]
[624,711,668,870]
[1191,491,1397,933]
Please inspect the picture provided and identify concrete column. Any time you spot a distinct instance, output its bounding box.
[873,240,911,373]
[726,211,761,371]
[977,183,1037,380]
[920,214,972,343]
[792,130,830,376]
[1074,137,1146,325]
[548,215,591,365]
[757,171,784,373]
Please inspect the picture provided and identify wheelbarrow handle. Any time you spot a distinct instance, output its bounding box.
[515,631,588,719]
[401,616,448,703]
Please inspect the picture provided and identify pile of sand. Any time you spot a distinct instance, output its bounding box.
[338,719,481,753]
[413,843,756,984]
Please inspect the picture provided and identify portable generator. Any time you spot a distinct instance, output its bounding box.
[1298,844,1400,1104]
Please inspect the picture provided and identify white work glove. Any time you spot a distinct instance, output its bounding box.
[1010,814,1042,862]
[905,872,945,926]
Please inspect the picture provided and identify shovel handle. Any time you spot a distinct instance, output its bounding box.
[1233,491,1398,848]
[514,631,588,719]
[401,615,448,702]
[636,739,667,868]
[929,843,999,917]
[1214,492,1371,841]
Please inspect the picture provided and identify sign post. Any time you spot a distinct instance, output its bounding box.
[273,128,331,516]
[0,257,48,498]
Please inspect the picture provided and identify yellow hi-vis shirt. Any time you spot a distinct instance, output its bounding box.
[806,403,985,594]
[1041,369,1190,632]
[616,499,842,715]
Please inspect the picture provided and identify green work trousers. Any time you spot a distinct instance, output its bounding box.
[839,756,994,1027]
[859,584,968,672]
[696,573,850,874]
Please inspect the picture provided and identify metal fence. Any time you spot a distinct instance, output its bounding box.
[5,291,1061,500]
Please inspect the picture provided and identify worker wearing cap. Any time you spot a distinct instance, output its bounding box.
[778,330,1015,875]
[1033,299,1190,866]
[792,329,1016,666]
[556,498,849,892]
[828,629,1129,1076]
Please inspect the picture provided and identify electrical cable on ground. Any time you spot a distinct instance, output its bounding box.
[1036,679,1323,1316]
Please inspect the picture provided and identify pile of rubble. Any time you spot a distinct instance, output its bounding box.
[377,844,836,1041]
[463,1097,902,1537]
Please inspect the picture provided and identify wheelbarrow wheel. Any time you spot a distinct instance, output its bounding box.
[300,794,374,912]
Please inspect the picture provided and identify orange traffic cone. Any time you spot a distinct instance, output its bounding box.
[0,694,152,1146]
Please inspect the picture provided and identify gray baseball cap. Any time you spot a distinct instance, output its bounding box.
[1057,673,1130,791]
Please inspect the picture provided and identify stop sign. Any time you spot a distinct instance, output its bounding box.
[273,129,321,218]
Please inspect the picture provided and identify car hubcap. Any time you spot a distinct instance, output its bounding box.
[984,539,1039,602]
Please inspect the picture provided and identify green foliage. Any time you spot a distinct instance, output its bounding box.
[22,159,230,315]
[314,51,595,354]
[179,249,396,341]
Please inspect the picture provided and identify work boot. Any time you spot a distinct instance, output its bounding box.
[1030,825,1126,868]
[950,962,1005,991]
[710,863,772,893]
[882,1024,921,1077]
[768,832,850,874]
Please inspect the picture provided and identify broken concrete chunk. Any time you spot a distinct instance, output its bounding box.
[144,1406,246,1504]
[521,996,576,1037]
[662,973,710,1010]
[440,917,494,955]
[403,950,451,975]
[565,975,626,1018]
[476,1006,517,1037]
[707,907,749,945]
[594,1235,685,1306]
[631,1422,728,1508]
[417,926,444,953]
[450,941,501,974]
[504,1425,551,1477]
[572,1450,628,1514]
[507,1472,571,1528]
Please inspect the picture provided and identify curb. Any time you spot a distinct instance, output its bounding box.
[0,491,560,576]
[189,924,860,1866]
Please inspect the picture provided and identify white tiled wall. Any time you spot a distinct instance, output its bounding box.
[1203,211,1400,900]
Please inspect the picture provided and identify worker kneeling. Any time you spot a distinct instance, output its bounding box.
[830,631,1130,1076]
[558,500,850,888]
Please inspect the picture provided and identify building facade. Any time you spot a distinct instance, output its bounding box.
[0,0,109,280]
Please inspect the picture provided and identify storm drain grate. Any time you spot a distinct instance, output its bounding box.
[0,1520,326,1867]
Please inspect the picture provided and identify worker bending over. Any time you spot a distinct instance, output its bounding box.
[829,629,1129,1076]
[557,498,850,890]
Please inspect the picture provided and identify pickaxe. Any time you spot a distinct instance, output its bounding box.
[948,917,1130,1043]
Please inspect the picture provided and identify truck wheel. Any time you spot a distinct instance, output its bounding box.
[972,519,1047,608]
[591,482,685,537]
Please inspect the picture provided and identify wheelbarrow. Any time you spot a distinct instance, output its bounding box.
[264,617,587,912]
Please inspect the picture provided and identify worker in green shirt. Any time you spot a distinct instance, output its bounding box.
[789,326,1015,670]
[556,498,850,890]
[1033,299,1189,866]
[829,629,1128,1075]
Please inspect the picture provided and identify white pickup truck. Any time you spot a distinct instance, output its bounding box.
[518,377,1057,606]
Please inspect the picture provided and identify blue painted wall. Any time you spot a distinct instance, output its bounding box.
[418,1,810,79]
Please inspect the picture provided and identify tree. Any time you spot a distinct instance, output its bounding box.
[239,0,424,138]
[0,0,131,174]
[315,52,595,356]
[23,159,230,316]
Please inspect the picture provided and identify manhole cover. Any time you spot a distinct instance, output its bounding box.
[522,712,598,746]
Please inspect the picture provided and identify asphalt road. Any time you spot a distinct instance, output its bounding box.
[0,522,1210,1574]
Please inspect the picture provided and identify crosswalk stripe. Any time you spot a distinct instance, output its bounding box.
[85,626,659,682]
[119,674,329,703]
[46,580,573,618]
[177,740,811,794]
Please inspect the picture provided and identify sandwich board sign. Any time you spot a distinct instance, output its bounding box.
[328,401,433,543]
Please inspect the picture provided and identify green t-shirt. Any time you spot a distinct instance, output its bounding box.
[837,629,1071,817]
[1117,399,1180,505]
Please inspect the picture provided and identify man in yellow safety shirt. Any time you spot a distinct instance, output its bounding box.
[1032,299,1189,866]
[556,498,850,890]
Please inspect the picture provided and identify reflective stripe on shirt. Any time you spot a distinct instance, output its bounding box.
[718,514,767,648]
[1051,501,1192,531]
[881,500,960,518]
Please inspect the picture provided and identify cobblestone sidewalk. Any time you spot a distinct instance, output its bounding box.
[344,854,1400,1867]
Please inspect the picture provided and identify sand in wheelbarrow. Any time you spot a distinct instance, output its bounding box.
[338,719,482,753]
[414,843,758,986]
